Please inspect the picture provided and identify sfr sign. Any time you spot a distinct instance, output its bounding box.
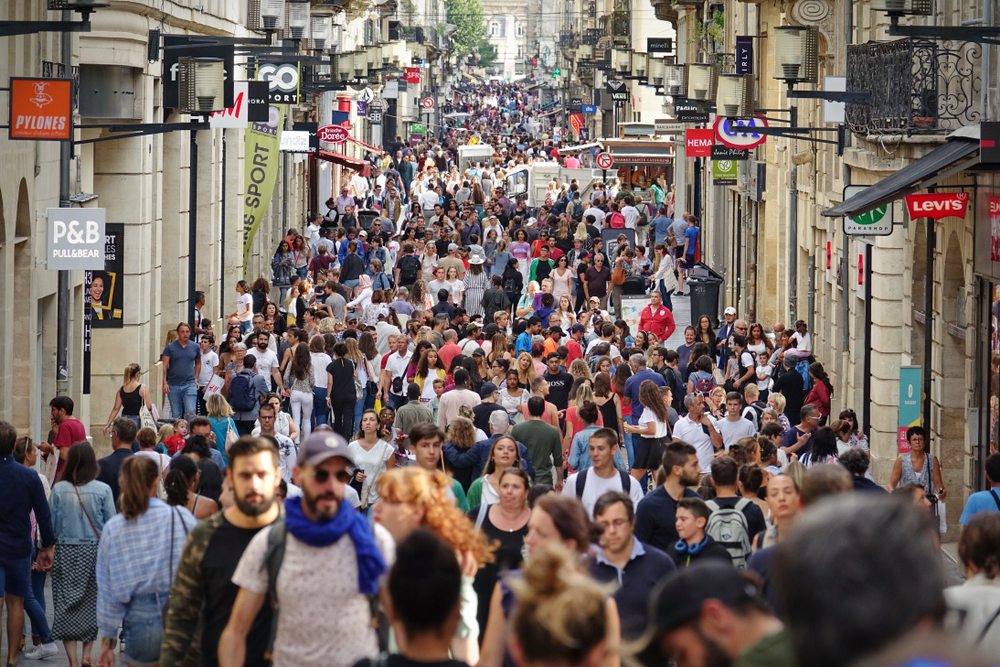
[904,192,969,220]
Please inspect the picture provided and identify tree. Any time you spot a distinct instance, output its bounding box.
[446,0,486,56]
[476,38,497,67]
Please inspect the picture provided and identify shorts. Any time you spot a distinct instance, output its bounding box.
[122,593,166,666]
[342,279,360,290]
[0,554,31,597]
[633,436,667,471]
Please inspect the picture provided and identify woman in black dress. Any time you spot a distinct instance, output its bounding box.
[468,466,531,639]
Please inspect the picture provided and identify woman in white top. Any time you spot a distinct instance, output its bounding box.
[231,280,254,334]
[445,266,465,304]
[309,335,333,427]
[555,295,576,332]
[623,380,671,481]
[651,243,678,306]
[347,274,374,314]
[499,370,529,424]
[347,409,397,513]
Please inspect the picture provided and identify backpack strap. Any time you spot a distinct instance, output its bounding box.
[991,488,1000,512]
[262,518,287,663]
[734,497,751,512]
[575,468,589,498]
[705,499,720,513]
[619,469,631,493]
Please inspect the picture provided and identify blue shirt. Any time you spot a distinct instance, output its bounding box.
[651,215,672,245]
[959,487,1000,525]
[590,539,676,639]
[0,457,55,559]
[568,425,626,472]
[683,225,699,256]
[162,339,199,386]
[623,369,666,423]
[515,330,533,357]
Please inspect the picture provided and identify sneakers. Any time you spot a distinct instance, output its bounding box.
[22,643,59,660]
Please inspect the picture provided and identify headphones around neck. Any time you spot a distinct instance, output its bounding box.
[674,535,710,555]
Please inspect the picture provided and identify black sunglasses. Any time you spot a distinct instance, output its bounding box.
[312,468,351,484]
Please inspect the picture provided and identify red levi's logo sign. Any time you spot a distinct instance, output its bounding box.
[904,192,969,220]
[686,128,714,158]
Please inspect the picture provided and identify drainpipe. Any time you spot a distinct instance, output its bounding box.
[56,9,72,398]
[788,104,798,322]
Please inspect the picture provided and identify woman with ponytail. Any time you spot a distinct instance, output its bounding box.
[163,455,218,520]
[96,456,194,667]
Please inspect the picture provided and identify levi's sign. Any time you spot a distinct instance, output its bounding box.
[904,192,969,220]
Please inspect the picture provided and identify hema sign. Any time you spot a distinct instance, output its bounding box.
[47,208,106,270]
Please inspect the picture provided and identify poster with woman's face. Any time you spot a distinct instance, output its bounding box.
[85,223,124,327]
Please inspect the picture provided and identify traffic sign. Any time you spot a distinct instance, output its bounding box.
[843,185,895,236]
[596,152,614,169]
[317,124,349,144]
[420,97,435,110]
[713,115,768,150]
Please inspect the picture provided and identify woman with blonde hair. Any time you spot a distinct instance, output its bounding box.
[443,416,481,490]
[103,364,154,434]
[515,351,538,389]
[205,392,238,461]
[375,466,494,663]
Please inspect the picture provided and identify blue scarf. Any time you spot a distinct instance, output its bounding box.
[284,496,386,595]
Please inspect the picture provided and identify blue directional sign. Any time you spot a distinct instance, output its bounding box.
[581,104,597,114]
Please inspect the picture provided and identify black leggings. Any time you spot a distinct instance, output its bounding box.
[330,397,357,440]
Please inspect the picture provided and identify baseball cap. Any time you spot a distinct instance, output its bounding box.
[479,382,498,398]
[471,347,486,357]
[299,432,355,467]
[465,323,481,336]
[636,563,762,666]
[448,242,459,252]
[724,306,737,315]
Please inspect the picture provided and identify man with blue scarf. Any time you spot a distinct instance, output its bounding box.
[221,432,392,667]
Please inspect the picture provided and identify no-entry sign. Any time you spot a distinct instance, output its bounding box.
[596,152,614,169]
[420,97,435,110]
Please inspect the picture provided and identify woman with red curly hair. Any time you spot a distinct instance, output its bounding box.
[375,466,495,664]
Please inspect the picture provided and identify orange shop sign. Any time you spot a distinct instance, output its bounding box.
[9,78,73,141]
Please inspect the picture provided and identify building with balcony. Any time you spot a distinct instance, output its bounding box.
[484,0,530,79]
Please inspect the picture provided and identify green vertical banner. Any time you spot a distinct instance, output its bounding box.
[898,366,922,453]
[243,105,284,269]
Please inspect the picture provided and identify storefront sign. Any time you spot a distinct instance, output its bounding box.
[243,105,285,268]
[674,102,709,123]
[685,128,714,158]
[981,122,1000,164]
[714,115,768,149]
[257,62,300,104]
[844,185,895,236]
[404,67,421,84]
[712,159,738,185]
[991,197,1000,261]
[581,104,597,114]
[711,146,748,160]
[318,124,348,143]
[279,130,311,152]
[46,207,106,270]
[897,366,922,453]
[10,78,73,141]
[905,192,969,220]
[410,122,427,135]
[736,37,754,75]
[209,81,250,129]
[647,38,673,53]
[86,223,124,329]
[605,79,629,102]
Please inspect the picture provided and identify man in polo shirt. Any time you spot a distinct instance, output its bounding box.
[635,442,702,551]
[590,491,675,640]
[671,393,723,473]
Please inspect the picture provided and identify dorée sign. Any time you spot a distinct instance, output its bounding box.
[47,207,106,270]
[317,125,349,143]
[904,192,969,220]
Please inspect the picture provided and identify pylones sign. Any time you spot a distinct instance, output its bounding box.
[904,192,969,220]
[243,105,285,269]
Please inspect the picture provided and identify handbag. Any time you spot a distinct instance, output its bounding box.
[611,266,626,286]
[139,400,157,432]
[364,357,379,397]
[73,485,101,540]
[160,395,173,422]
[224,418,239,452]
[204,374,225,397]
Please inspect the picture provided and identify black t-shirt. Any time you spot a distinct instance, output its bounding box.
[197,459,223,502]
[202,518,275,667]
[326,358,358,401]
[544,371,574,411]
[354,656,468,667]
[472,402,508,434]
[97,449,134,505]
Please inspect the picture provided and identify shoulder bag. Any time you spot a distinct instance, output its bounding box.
[73,484,101,540]
[162,507,191,626]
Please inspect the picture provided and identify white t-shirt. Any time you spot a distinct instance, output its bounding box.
[237,293,253,322]
[756,364,772,392]
[716,416,757,450]
[792,331,812,355]
[672,414,718,473]
[585,338,622,359]
[347,439,395,507]
[199,350,219,387]
[253,348,280,383]
[385,352,413,396]
[621,205,639,229]
[311,352,333,389]
[231,521,394,667]
[561,468,644,518]
[637,410,669,439]
[135,450,171,476]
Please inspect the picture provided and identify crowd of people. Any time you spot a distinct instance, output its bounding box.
[3,78,1000,667]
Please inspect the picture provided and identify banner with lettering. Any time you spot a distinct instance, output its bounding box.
[243,105,284,269]
[904,192,969,220]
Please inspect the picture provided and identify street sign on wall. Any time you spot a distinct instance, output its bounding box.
[904,192,969,220]
[647,37,673,53]
[712,159,738,185]
[674,101,708,123]
[843,185,896,236]
[685,128,714,158]
[257,62,301,104]
[605,79,629,102]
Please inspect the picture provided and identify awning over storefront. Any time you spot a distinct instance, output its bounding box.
[821,134,980,218]
[558,142,602,154]
[314,150,371,176]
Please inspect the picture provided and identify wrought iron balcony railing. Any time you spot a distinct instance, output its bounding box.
[845,38,981,136]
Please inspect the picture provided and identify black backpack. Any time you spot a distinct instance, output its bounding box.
[229,371,257,412]
[397,255,420,285]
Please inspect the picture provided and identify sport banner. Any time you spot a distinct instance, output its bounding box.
[243,105,284,269]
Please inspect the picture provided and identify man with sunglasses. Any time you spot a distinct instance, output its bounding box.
[221,432,391,667]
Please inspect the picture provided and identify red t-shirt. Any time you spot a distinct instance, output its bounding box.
[53,417,87,481]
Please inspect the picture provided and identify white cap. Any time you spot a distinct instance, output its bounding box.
[724,306,737,316]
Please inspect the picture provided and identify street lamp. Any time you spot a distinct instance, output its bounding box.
[612,49,631,77]
[285,0,310,41]
[646,55,665,88]
[663,63,686,97]
[716,73,753,117]
[686,63,717,101]
[773,26,817,83]
[630,51,647,80]
[260,0,284,31]
[310,14,332,52]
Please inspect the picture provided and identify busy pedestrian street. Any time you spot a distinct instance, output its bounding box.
[3,1,1000,666]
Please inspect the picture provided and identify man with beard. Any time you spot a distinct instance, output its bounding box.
[220,432,392,667]
[161,437,283,667]
[636,562,795,667]
[634,442,702,552]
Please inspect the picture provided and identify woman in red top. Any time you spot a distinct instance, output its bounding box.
[804,361,834,423]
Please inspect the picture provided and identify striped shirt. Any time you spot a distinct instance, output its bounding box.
[96,498,195,638]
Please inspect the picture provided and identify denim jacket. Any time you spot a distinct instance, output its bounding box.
[51,479,116,544]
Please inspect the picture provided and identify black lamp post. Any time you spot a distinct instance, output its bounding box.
[0,1,107,37]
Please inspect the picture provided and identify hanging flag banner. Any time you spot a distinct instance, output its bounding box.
[990,196,1000,261]
[569,113,585,137]
[904,192,969,220]
[243,105,285,269]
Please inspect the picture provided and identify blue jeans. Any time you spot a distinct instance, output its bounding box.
[658,283,674,312]
[354,387,367,433]
[167,382,198,421]
[623,432,636,474]
[239,319,252,335]
[122,593,166,666]
[313,387,329,426]
[24,547,52,642]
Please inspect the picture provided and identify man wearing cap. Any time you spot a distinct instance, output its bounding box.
[220,432,393,667]
[716,306,738,368]
[636,562,794,667]
[471,382,508,434]
[437,242,466,279]
[458,323,483,356]
[542,327,563,357]
[437,368,482,431]
[638,290,676,342]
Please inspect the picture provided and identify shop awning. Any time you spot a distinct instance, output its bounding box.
[821,135,980,217]
[558,141,602,154]
[314,150,371,176]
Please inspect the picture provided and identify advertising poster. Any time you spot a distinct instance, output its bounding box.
[85,223,124,328]
[243,105,285,268]
[897,366,922,453]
